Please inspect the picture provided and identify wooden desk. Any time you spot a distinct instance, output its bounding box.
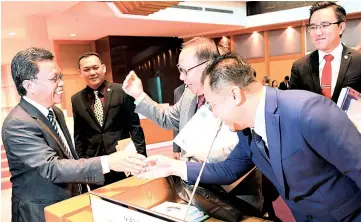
[45,177,269,222]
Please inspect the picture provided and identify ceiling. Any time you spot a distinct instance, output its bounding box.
[1,1,243,40]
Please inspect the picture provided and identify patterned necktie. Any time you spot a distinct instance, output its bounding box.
[94,90,104,126]
[321,54,334,99]
[48,110,82,194]
[197,95,206,109]
[252,130,269,158]
[47,110,73,158]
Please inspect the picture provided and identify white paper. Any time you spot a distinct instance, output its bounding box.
[173,105,238,162]
[151,201,205,222]
[90,194,167,222]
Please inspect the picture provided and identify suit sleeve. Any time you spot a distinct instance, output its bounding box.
[186,142,254,185]
[72,96,87,158]
[300,96,361,188]
[3,118,105,184]
[124,92,147,157]
[290,62,302,90]
[173,87,184,153]
[134,92,182,131]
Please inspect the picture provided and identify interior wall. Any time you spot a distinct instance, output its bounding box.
[53,41,95,117]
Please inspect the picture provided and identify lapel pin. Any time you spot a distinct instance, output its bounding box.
[344,55,348,60]
[107,88,111,92]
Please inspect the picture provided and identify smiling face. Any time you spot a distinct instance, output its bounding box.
[177,47,207,96]
[26,60,64,108]
[309,7,345,53]
[79,55,106,90]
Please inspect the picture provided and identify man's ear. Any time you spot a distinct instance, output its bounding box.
[230,86,244,106]
[339,22,346,36]
[22,80,34,94]
[102,64,106,74]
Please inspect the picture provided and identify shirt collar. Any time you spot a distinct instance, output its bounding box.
[253,86,267,136]
[23,96,52,118]
[318,42,343,64]
[85,80,106,95]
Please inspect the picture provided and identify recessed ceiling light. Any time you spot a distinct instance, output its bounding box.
[9,32,16,36]
[70,33,76,37]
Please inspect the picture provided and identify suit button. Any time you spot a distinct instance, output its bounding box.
[306,215,313,220]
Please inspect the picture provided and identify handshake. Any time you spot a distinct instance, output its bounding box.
[108,151,186,180]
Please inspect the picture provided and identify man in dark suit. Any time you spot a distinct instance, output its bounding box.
[140,53,361,222]
[278,76,290,90]
[2,48,146,222]
[290,1,361,103]
[71,52,146,190]
[173,84,186,160]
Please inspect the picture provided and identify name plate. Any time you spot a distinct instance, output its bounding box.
[89,193,181,222]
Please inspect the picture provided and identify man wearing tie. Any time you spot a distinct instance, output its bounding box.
[122,37,265,218]
[140,52,361,221]
[278,76,290,90]
[290,1,361,102]
[2,48,147,222]
[71,52,147,190]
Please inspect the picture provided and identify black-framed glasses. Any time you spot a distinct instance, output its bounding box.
[307,21,342,32]
[177,60,209,77]
[48,73,64,83]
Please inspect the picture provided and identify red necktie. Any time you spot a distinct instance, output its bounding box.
[197,95,205,109]
[321,54,334,99]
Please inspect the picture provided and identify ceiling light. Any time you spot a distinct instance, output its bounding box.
[70,33,76,37]
[9,32,16,36]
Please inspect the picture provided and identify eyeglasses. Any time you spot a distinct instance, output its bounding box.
[307,21,342,32]
[48,73,64,83]
[177,60,209,77]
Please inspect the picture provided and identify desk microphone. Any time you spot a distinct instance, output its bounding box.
[183,116,223,221]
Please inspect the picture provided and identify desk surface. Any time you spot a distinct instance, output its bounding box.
[45,177,269,222]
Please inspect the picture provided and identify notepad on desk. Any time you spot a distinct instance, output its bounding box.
[150,201,209,222]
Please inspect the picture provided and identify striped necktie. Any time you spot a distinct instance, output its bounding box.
[47,110,73,158]
[47,110,82,194]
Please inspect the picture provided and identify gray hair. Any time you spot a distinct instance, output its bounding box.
[11,47,54,96]
[201,52,255,91]
[182,37,220,63]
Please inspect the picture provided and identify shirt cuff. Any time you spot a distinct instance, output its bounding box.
[134,92,146,106]
[173,160,188,181]
[100,156,110,174]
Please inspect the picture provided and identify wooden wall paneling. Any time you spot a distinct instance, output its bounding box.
[264,31,270,75]
[301,25,306,55]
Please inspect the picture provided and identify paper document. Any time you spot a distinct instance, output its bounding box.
[173,105,238,162]
[151,201,208,222]
[116,138,136,176]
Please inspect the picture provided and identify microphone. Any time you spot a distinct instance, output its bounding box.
[183,115,223,221]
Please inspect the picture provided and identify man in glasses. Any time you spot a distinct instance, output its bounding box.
[139,52,361,222]
[122,37,265,218]
[290,1,361,102]
[2,48,147,222]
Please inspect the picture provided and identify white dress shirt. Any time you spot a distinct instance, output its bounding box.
[318,43,343,96]
[253,86,268,148]
[23,96,110,174]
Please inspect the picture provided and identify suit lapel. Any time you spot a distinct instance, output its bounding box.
[332,45,352,102]
[310,51,322,94]
[103,81,113,125]
[81,89,101,129]
[19,98,71,158]
[188,94,197,120]
[53,107,78,159]
[264,88,287,198]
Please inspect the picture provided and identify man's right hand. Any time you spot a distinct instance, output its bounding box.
[108,150,147,175]
[137,155,187,180]
[122,71,144,99]
[173,152,181,160]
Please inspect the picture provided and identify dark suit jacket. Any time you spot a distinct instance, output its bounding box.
[290,45,361,102]
[2,98,104,222]
[187,88,361,221]
[278,81,289,90]
[173,84,186,153]
[71,81,146,159]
